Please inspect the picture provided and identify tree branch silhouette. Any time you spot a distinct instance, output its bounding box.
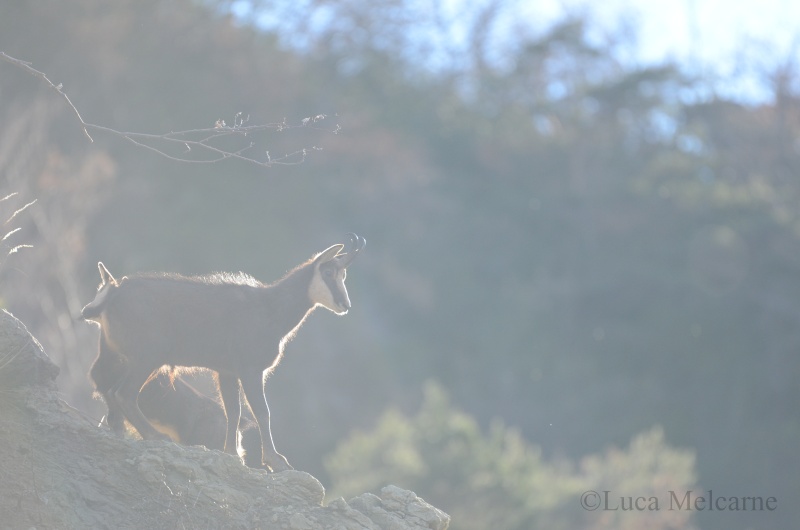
[0,52,335,168]
[1,192,35,265]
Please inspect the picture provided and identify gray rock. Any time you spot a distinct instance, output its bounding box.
[0,310,450,529]
[0,309,59,389]
[350,487,450,530]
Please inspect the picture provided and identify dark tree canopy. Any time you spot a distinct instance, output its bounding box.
[1,2,798,529]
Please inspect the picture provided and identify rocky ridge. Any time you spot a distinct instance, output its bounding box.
[0,309,450,529]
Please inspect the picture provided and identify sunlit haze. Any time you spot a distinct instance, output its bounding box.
[233,0,800,102]
[527,0,800,101]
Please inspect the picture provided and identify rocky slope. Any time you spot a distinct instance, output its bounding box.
[0,310,450,529]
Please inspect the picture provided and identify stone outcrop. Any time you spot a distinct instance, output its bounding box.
[0,310,450,529]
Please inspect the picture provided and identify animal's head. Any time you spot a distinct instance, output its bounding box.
[308,233,366,315]
[81,262,118,322]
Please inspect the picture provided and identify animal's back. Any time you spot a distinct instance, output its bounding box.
[101,274,265,372]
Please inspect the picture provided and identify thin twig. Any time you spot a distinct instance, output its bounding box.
[0,51,92,141]
[0,52,334,168]
[1,194,34,263]
[8,244,33,255]
[4,199,37,225]
[1,227,21,242]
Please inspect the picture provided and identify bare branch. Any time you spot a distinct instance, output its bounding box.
[0,195,34,267]
[8,244,33,255]
[0,52,92,141]
[1,227,21,242]
[4,199,37,226]
[0,52,334,168]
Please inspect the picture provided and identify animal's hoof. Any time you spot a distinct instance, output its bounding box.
[98,415,126,436]
[264,457,293,473]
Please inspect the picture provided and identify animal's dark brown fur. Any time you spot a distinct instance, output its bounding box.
[137,372,226,449]
[138,372,261,467]
[82,235,364,471]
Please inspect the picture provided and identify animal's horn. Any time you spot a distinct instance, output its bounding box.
[337,233,365,267]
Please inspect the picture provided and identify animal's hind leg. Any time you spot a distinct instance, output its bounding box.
[240,372,292,472]
[113,364,171,442]
[215,373,241,456]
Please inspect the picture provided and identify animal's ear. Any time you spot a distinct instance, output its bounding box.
[98,262,117,286]
[315,244,344,264]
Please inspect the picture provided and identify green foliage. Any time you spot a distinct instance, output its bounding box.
[1,3,798,528]
[327,382,696,530]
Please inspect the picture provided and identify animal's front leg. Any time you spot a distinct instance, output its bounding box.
[90,337,127,434]
[240,372,293,472]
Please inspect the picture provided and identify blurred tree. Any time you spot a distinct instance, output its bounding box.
[0,95,115,411]
[326,381,697,530]
[1,2,798,528]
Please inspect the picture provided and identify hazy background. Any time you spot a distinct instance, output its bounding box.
[2,1,798,529]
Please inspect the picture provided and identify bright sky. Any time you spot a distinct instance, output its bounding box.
[528,0,800,101]
[232,0,800,102]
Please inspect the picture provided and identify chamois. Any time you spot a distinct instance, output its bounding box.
[140,372,262,467]
[137,372,227,450]
[82,234,365,471]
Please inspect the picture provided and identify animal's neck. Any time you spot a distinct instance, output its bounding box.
[262,263,317,341]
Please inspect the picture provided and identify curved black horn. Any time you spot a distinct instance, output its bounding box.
[338,233,365,266]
